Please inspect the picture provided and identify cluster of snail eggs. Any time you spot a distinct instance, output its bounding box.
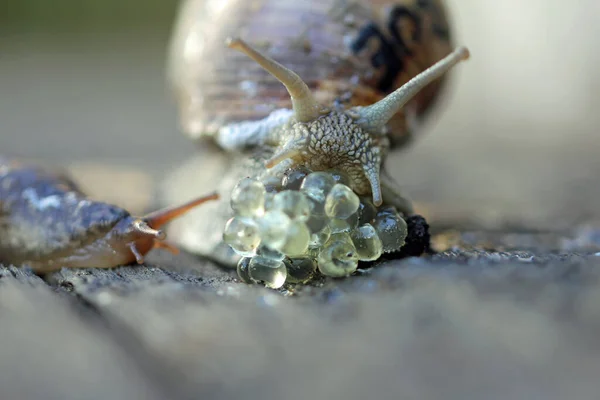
[223,169,408,289]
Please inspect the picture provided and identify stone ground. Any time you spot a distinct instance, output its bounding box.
[2,207,600,399]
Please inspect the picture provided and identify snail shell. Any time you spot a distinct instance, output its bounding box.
[168,0,453,149]
[161,0,466,266]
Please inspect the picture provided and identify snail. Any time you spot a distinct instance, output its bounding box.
[0,157,218,273]
[168,0,455,149]
[161,0,469,272]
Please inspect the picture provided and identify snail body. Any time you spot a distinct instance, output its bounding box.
[162,0,469,267]
[0,158,218,273]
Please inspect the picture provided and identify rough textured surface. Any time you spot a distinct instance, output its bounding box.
[2,227,600,399]
[0,267,166,400]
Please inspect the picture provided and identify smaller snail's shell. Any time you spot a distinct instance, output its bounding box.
[168,0,453,148]
[0,158,128,267]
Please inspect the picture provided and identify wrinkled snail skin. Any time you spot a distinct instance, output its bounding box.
[220,38,469,207]
[0,158,218,273]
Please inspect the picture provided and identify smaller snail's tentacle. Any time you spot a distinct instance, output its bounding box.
[354,46,470,134]
[226,37,326,123]
[127,242,145,264]
[143,191,219,229]
[153,240,180,255]
[132,220,166,240]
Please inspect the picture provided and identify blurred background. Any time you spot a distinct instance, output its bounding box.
[1,0,599,231]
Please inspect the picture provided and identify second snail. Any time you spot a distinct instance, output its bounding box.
[161,0,469,287]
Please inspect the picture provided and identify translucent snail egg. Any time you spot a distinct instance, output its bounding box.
[226,168,411,285]
[236,257,254,284]
[248,256,287,289]
[223,216,261,256]
[262,175,282,194]
[329,211,359,234]
[284,258,317,284]
[272,191,311,222]
[309,224,331,249]
[230,177,266,217]
[281,167,311,191]
[350,223,383,261]
[317,233,359,277]
[263,192,275,211]
[372,207,408,253]
[300,172,336,204]
[306,212,329,233]
[325,184,360,219]
[328,170,352,187]
[256,244,285,261]
[357,197,377,225]
[257,210,292,251]
[280,221,310,256]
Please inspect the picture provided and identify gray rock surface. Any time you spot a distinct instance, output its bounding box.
[2,229,600,399]
[0,267,166,400]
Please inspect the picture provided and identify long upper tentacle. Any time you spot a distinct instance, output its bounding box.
[226,37,327,123]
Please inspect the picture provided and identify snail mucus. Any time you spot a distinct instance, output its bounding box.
[163,0,470,288]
